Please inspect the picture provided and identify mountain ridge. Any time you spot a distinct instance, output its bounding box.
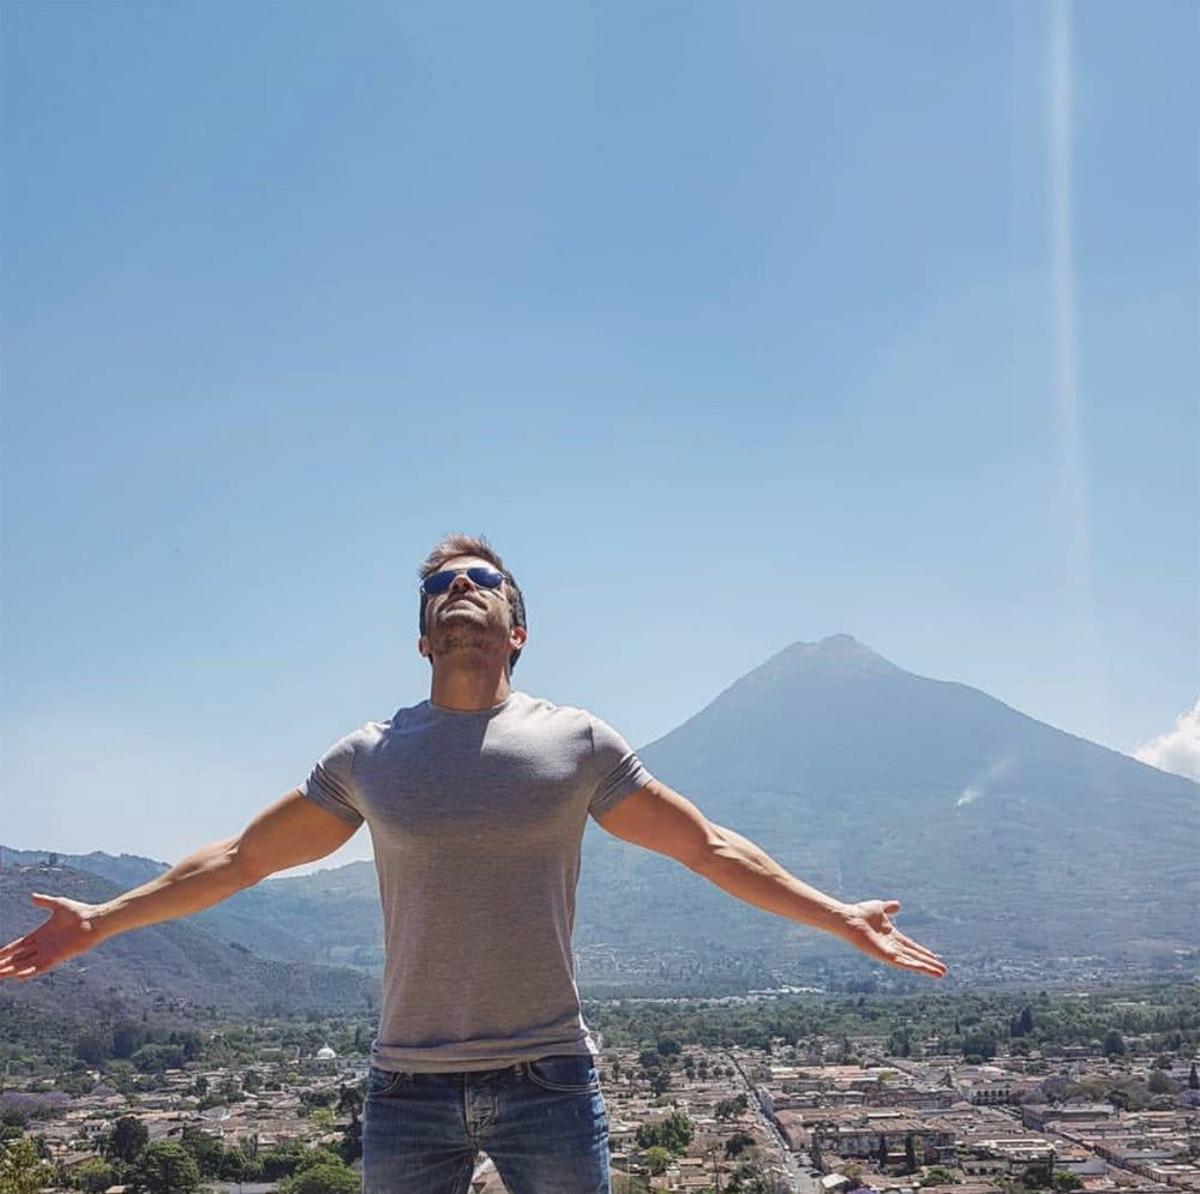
[4,636,1195,989]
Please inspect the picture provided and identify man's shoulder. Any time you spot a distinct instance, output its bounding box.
[324,714,394,752]
[511,690,597,726]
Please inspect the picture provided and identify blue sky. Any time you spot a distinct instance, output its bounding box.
[2,1,1196,868]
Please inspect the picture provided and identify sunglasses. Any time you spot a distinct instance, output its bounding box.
[420,567,505,597]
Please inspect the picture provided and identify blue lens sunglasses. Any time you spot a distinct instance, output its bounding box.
[421,567,505,597]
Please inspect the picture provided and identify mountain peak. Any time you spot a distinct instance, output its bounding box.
[768,633,897,673]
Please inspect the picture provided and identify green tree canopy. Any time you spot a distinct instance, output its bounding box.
[1102,1029,1126,1058]
[642,1146,671,1176]
[0,1137,56,1194]
[279,1162,359,1194]
[724,1131,756,1159]
[72,1156,118,1194]
[103,1116,149,1165]
[636,1111,694,1156]
[131,1142,201,1194]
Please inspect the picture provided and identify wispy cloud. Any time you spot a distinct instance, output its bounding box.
[1134,701,1200,781]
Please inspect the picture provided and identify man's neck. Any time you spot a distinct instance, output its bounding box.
[429,666,512,712]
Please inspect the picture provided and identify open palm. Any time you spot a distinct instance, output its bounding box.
[0,893,103,981]
[838,899,947,979]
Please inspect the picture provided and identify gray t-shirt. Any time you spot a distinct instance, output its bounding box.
[299,690,653,1073]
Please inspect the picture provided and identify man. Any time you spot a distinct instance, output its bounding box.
[0,533,946,1194]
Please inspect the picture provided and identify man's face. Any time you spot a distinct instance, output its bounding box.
[418,555,526,668]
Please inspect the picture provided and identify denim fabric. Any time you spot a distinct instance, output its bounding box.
[362,1054,611,1193]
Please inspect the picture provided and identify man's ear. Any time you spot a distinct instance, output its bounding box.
[510,625,528,651]
[418,635,430,660]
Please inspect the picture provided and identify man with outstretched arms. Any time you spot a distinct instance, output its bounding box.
[1,533,947,1194]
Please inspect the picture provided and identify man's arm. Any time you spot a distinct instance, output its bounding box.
[594,778,947,979]
[0,791,359,981]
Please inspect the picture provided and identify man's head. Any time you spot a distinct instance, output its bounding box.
[417,534,527,674]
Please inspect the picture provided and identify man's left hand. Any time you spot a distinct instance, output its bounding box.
[835,900,947,979]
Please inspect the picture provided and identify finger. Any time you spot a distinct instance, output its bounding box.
[30,893,62,912]
[902,952,948,978]
[879,939,941,972]
[0,950,37,969]
[884,900,901,914]
[893,933,943,965]
[889,926,942,956]
[1,959,39,980]
[892,953,944,978]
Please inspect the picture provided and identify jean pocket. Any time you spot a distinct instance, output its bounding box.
[523,1054,601,1094]
[366,1066,408,1098]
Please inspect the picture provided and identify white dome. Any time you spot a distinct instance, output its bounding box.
[316,1046,337,1059]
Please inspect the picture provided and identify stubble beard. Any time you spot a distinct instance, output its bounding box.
[428,605,508,664]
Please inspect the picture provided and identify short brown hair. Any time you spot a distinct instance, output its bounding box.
[418,533,527,673]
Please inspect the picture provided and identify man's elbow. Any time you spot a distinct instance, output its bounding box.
[229,836,276,887]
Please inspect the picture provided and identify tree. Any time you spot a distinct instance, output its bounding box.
[642,1146,671,1176]
[715,1095,749,1121]
[73,1033,110,1067]
[1013,1006,1035,1038]
[636,1111,693,1156]
[921,1166,960,1186]
[727,1161,773,1194]
[335,1085,363,1120]
[294,1148,344,1175]
[279,1163,359,1194]
[0,1137,55,1194]
[339,1113,362,1166]
[1146,1070,1177,1096]
[1189,1062,1199,1091]
[218,1150,248,1184]
[103,1116,149,1165]
[962,1030,997,1062]
[261,1143,307,1181]
[724,1131,756,1159]
[1102,1030,1126,1058]
[178,1126,225,1178]
[131,1143,201,1194]
[1052,1173,1082,1191]
[72,1157,117,1194]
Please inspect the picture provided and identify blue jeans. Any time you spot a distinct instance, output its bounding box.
[362,1054,611,1193]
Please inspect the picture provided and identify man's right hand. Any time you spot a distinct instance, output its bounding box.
[0,790,360,982]
[0,893,104,981]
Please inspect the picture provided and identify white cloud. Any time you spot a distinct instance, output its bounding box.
[1134,700,1200,781]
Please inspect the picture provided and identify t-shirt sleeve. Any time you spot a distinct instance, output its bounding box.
[298,732,365,828]
[586,714,654,819]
